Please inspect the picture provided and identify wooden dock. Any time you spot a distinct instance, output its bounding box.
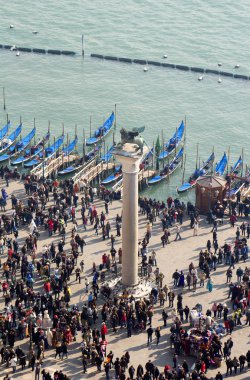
[72,159,114,186]
[31,153,79,178]
[112,169,155,197]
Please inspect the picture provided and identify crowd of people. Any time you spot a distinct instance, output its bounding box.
[0,171,249,380]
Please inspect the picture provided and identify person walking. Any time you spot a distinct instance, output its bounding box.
[155,327,161,345]
[236,267,243,282]
[82,355,87,373]
[35,361,41,380]
[226,268,233,283]
[245,308,250,326]
[128,365,135,380]
[215,371,223,380]
[226,358,233,376]
[206,277,213,292]
[10,355,17,373]
[174,224,182,241]
[173,352,178,369]
[162,309,168,327]
[147,325,154,346]
[239,354,246,372]
[104,361,111,380]
[232,356,239,374]
[193,220,199,236]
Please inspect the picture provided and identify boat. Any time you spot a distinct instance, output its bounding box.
[177,152,215,193]
[228,156,243,176]
[0,127,36,163]
[148,147,184,185]
[215,152,228,176]
[58,165,82,176]
[85,144,102,161]
[56,137,79,175]
[61,137,78,156]
[0,121,10,142]
[159,120,185,160]
[101,145,115,162]
[86,112,115,146]
[24,134,65,168]
[226,173,247,198]
[11,130,50,165]
[141,147,154,168]
[58,140,100,176]
[225,156,243,197]
[0,124,22,155]
[101,165,122,185]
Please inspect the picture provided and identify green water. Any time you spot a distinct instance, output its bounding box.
[0,1,249,201]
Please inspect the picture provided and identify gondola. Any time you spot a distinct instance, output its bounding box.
[158,120,185,160]
[24,134,65,168]
[11,130,50,165]
[58,142,101,176]
[101,145,115,162]
[86,112,114,146]
[215,152,228,176]
[228,156,243,177]
[0,126,35,163]
[225,156,243,197]
[58,165,82,176]
[148,147,184,185]
[61,137,78,156]
[0,121,10,142]
[177,152,215,193]
[101,165,122,185]
[85,144,102,161]
[56,137,78,175]
[0,124,22,155]
[227,174,247,198]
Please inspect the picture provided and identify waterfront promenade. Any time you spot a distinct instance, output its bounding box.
[0,178,249,380]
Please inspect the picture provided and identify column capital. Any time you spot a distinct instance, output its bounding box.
[113,153,141,175]
[113,143,149,175]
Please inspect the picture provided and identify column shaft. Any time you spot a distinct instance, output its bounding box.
[121,165,139,286]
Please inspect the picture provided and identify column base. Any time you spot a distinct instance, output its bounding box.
[101,276,155,300]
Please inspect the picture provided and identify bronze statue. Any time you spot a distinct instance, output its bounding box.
[118,126,145,151]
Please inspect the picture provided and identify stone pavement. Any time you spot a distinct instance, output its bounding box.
[0,178,249,380]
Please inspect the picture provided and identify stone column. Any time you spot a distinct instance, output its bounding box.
[114,152,141,286]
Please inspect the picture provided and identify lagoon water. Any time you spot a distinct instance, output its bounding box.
[0,1,250,201]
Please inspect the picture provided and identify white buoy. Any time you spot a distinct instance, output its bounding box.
[143,66,148,72]
[32,31,38,34]
[235,64,240,68]
[218,77,222,83]
[16,51,20,56]
[9,24,14,29]
[198,76,203,81]
[10,45,17,51]
[163,54,167,59]
[218,62,222,67]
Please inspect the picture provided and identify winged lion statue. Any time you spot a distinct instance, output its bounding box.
[117,126,145,151]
